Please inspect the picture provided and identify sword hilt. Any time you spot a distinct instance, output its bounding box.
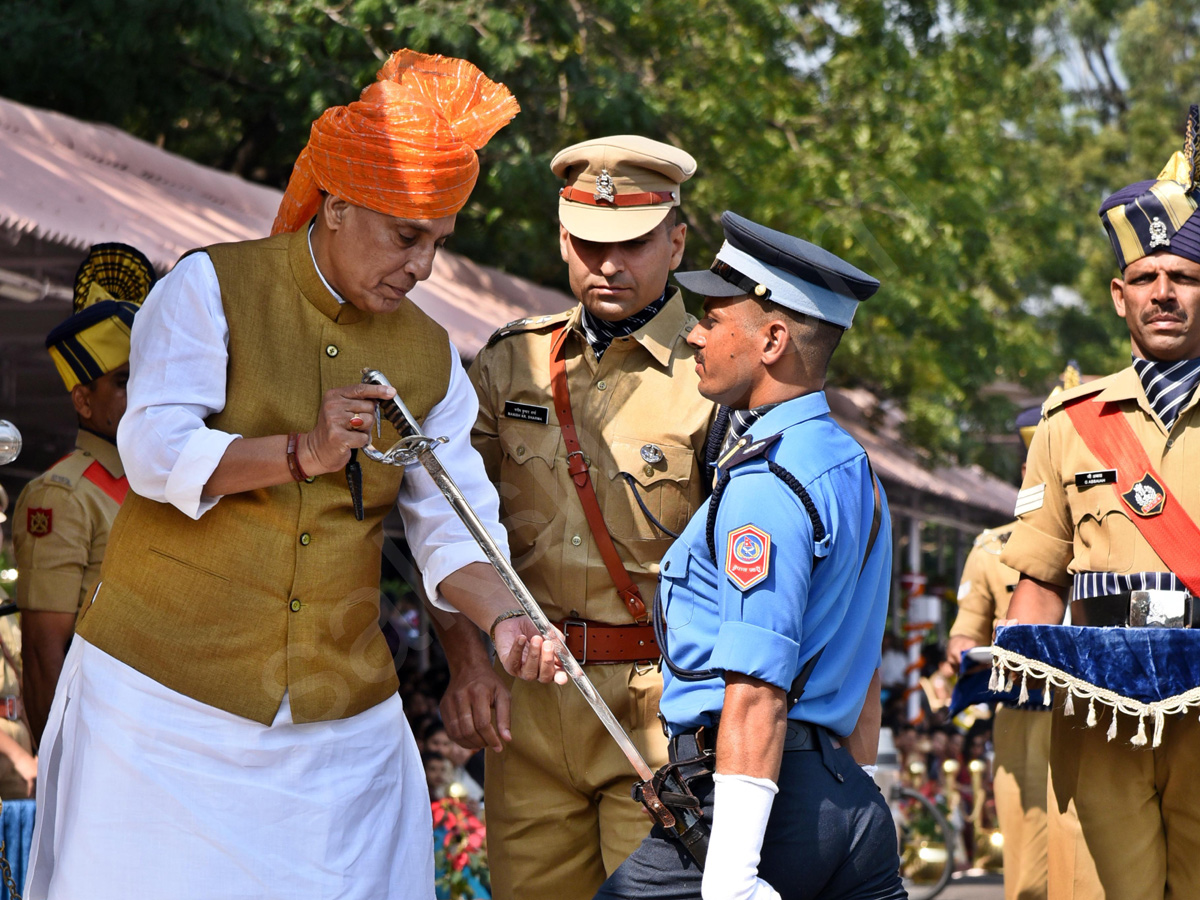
[359,368,448,466]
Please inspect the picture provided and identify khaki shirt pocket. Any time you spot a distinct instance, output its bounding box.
[1068,483,1137,573]
[606,437,697,541]
[496,421,561,527]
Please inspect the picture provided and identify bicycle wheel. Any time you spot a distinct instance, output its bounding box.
[890,784,954,900]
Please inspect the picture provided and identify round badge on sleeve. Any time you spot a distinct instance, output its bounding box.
[726,524,771,590]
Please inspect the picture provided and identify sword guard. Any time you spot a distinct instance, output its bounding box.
[358,368,449,467]
[360,433,448,467]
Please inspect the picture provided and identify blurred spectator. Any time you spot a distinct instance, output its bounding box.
[880,632,907,698]
[424,721,483,803]
[0,485,36,799]
[919,646,956,721]
[423,751,451,800]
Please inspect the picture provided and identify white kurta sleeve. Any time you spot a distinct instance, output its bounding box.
[394,344,510,610]
[116,253,240,520]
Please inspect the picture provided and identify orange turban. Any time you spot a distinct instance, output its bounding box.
[272,50,519,234]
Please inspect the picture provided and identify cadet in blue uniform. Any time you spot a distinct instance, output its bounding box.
[594,212,904,900]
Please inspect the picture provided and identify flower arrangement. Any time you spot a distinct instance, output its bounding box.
[432,796,490,900]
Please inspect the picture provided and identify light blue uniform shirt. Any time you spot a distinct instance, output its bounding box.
[656,391,891,737]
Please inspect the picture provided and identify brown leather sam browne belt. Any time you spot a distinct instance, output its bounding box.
[553,618,660,665]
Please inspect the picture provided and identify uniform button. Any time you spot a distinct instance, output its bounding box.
[664,560,671,571]
[516,446,526,457]
[325,344,339,358]
[300,533,311,546]
[305,476,315,484]
[571,535,582,546]
[643,464,655,478]
[1166,438,1175,449]
[289,599,302,612]
[597,381,608,391]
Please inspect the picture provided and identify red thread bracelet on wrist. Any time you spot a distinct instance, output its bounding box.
[286,432,310,482]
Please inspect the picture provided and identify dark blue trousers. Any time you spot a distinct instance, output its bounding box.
[593,733,906,900]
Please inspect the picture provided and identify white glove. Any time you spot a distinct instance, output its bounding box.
[701,773,782,900]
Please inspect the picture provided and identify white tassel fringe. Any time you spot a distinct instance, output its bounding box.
[989,647,1200,748]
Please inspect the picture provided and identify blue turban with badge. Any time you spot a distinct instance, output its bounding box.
[1100,105,1200,270]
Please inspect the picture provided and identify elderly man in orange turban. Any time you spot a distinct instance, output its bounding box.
[25,51,561,900]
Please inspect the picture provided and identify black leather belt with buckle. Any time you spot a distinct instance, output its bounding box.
[668,720,838,761]
[1071,590,1198,628]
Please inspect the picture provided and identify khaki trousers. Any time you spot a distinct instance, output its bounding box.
[1047,699,1200,900]
[993,706,1050,900]
[485,661,668,900]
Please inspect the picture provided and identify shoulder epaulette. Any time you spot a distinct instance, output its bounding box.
[718,432,782,471]
[1041,374,1116,416]
[484,310,572,348]
[44,449,95,490]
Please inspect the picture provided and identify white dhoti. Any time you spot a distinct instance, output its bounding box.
[27,638,433,900]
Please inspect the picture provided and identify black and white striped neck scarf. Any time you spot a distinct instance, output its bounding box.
[719,403,782,459]
[1132,355,1200,429]
[580,292,668,360]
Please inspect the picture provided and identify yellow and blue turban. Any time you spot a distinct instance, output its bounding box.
[46,243,156,391]
[1100,105,1200,271]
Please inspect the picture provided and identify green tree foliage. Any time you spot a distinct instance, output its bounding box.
[4,0,1181,470]
[1045,1,1200,379]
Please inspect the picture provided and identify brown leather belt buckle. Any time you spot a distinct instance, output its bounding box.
[562,618,590,664]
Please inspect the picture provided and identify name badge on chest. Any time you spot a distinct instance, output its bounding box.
[1075,469,1117,488]
[503,401,550,425]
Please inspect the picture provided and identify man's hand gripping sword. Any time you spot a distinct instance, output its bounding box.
[359,368,709,868]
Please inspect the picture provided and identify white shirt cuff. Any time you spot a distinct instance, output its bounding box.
[420,523,510,611]
[165,427,242,519]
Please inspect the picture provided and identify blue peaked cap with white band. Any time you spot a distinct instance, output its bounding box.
[674,211,879,329]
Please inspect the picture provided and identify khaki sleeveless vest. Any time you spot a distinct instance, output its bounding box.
[80,228,452,724]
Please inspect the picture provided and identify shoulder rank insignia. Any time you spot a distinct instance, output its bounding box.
[726,524,771,590]
[1122,473,1166,517]
[27,507,53,537]
[1013,483,1045,517]
[484,312,570,348]
[717,432,782,471]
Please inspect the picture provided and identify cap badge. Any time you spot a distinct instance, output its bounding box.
[640,444,664,464]
[594,169,616,204]
[1149,217,1171,249]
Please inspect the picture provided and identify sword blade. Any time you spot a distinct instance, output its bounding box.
[362,369,655,783]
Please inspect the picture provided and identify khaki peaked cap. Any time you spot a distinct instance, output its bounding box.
[552,135,696,242]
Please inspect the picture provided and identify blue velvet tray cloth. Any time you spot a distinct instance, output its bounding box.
[991,624,1200,747]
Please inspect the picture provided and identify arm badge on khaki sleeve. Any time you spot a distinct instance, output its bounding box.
[26,508,53,537]
[1013,483,1045,516]
[726,524,771,590]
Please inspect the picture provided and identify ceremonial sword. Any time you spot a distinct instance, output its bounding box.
[359,368,709,868]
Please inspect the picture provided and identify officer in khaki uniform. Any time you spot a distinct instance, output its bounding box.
[950,407,1052,900]
[12,243,154,743]
[1003,112,1200,899]
[437,136,714,900]
[0,487,37,799]
[951,522,1051,900]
